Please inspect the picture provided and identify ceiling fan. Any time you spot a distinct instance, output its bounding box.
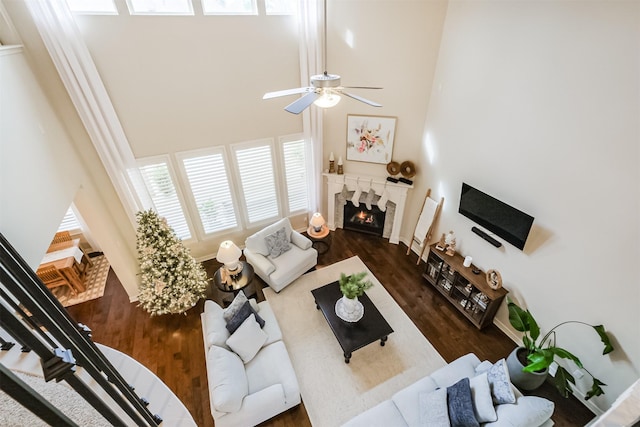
[262,0,383,115]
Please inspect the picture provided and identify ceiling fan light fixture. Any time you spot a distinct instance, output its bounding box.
[313,90,341,108]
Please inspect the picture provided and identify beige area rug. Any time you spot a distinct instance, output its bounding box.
[53,255,110,307]
[264,256,447,427]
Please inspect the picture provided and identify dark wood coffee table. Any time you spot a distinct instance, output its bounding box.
[311,281,394,363]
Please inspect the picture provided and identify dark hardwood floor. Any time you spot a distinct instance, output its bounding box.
[66,229,595,426]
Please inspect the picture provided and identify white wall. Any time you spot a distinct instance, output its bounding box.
[422,0,639,412]
[1,0,142,299]
[320,0,449,238]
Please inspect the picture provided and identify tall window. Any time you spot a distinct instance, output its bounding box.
[66,0,118,14]
[281,137,309,214]
[137,159,192,240]
[126,0,193,14]
[201,0,256,15]
[178,150,239,236]
[58,207,81,232]
[232,140,279,225]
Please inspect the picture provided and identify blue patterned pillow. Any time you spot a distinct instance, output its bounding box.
[264,227,291,258]
[447,377,479,427]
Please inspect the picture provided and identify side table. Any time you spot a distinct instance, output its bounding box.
[307,225,331,254]
[213,261,255,306]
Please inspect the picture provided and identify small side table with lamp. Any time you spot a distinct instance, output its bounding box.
[213,240,255,305]
[307,212,331,254]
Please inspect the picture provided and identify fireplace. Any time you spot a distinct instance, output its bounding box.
[343,202,386,237]
[325,173,413,245]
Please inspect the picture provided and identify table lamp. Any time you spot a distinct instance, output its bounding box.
[216,240,242,274]
[310,212,326,234]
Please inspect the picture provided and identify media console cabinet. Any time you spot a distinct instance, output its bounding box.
[422,244,508,329]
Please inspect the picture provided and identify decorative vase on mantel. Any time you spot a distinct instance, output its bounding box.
[335,295,364,322]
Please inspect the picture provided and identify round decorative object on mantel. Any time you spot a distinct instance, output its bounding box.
[486,269,503,290]
[400,160,416,178]
[386,161,400,176]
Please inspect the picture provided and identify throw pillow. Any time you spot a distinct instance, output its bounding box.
[226,300,265,334]
[226,314,268,363]
[486,359,517,404]
[447,377,479,427]
[469,372,498,423]
[222,290,248,322]
[264,227,291,258]
[484,396,555,427]
[419,388,450,427]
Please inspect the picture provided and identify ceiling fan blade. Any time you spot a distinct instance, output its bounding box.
[342,91,382,107]
[342,86,383,90]
[285,92,320,114]
[263,87,312,99]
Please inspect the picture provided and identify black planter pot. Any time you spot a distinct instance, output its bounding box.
[506,347,548,391]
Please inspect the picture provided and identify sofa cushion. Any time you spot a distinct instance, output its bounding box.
[484,396,555,427]
[447,377,479,427]
[265,227,291,258]
[477,359,517,404]
[245,341,299,402]
[342,399,408,427]
[226,301,265,334]
[419,388,450,427]
[469,372,497,423]
[226,314,268,363]
[392,375,439,425]
[203,300,231,350]
[207,346,248,413]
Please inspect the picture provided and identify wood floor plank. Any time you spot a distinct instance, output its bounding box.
[65,229,595,427]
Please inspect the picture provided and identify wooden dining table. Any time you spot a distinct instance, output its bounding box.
[38,239,90,294]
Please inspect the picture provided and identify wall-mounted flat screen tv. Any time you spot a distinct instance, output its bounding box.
[459,183,534,250]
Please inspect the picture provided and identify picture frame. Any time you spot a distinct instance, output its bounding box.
[346,115,397,164]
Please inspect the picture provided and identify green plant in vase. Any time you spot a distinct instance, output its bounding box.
[339,271,373,299]
[506,297,614,400]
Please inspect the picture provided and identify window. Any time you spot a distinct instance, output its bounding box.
[201,0,256,15]
[66,0,118,14]
[265,0,296,15]
[178,150,239,235]
[232,140,279,224]
[137,159,192,240]
[58,207,82,232]
[281,137,309,213]
[127,0,193,15]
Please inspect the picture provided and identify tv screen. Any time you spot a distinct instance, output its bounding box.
[459,183,534,250]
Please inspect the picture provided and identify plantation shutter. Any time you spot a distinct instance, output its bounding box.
[282,139,309,213]
[138,162,191,240]
[235,144,279,224]
[57,207,81,232]
[182,154,238,234]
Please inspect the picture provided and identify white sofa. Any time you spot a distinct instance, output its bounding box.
[244,217,317,292]
[201,298,301,427]
[343,353,555,427]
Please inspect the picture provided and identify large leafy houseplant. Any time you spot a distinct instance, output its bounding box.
[507,298,614,400]
[339,271,373,299]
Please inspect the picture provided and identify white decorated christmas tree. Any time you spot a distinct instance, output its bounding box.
[135,209,207,315]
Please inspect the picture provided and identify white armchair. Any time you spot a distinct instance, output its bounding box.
[244,218,317,293]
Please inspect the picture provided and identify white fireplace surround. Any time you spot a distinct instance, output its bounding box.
[325,173,413,244]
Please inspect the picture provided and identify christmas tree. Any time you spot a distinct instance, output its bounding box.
[135,209,207,315]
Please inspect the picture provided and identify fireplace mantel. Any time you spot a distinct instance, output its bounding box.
[324,173,413,244]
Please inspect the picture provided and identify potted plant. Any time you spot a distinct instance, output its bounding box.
[336,272,373,322]
[506,298,614,400]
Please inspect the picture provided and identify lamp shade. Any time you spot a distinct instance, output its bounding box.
[216,240,241,270]
[310,212,325,232]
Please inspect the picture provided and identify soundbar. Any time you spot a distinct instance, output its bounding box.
[471,226,502,248]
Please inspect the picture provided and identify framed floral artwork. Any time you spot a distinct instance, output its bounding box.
[346,115,397,164]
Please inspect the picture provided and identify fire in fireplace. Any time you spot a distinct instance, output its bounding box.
[343,201,386,237]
